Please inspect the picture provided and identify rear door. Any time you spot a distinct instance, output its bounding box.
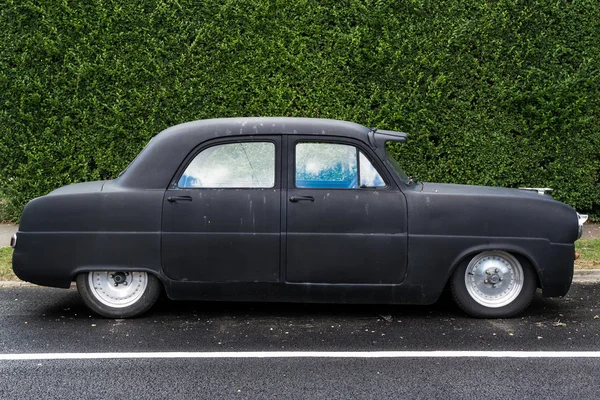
[285,137,408,284]
[161,137,281,282]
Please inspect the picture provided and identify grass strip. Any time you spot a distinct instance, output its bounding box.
[0,247,16,280]
[576,239,600,269]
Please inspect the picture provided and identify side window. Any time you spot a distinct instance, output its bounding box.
[359,152,386,187]
[295,142,385,189]
[178,142,275,188]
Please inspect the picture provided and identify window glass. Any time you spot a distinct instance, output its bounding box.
[296,143,358,189]
[178,142,275,188]
[359,152,385,187]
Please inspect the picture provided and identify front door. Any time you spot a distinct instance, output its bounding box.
[161,137,281,282]
[286,138,408,284]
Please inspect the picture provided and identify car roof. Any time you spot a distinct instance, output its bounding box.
[158,117,407,142]
[118,117,407,189]
[161,117,368,139]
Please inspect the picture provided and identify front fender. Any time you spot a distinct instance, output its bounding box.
[404,235,574,302]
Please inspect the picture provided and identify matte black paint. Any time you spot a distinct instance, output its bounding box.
[13,117,579,304]
[162,188,281,282]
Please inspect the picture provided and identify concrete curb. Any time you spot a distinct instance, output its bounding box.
[2,270,600,288]
[0,282,77,289]
[571,269,600,283]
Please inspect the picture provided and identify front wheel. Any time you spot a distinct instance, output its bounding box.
[450,251,537,318]
[76,271,161,318]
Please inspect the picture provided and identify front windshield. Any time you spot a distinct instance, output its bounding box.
[385,146,412,185]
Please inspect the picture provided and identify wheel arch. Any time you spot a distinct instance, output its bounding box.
[445,244,542,290]
[71,265,166,287]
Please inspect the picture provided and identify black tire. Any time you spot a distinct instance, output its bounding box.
[450,251,537,318]
[76,271,162,318]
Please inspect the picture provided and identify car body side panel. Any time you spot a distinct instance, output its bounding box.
[402,184,578,297]
[12,232,161,288]
[403,235,573,299]
[13,188,164,287]
[161,188,281,282]
[19,184,163,233]
[286,189,408,284]
[404,183,578,244]
[162,281,431,304]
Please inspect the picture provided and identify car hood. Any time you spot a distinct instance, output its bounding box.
[419,182,549,200]
[405,181,578,243]
[48,180,106,196]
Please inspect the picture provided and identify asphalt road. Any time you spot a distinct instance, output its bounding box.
[1,284,600,399]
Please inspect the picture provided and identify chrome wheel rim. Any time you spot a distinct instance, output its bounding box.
[464,251,524,308]
[87,271,148,308]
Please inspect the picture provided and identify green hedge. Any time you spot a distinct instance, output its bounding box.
[1,0,599,220]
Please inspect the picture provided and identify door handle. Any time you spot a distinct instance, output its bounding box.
[167,196,193,202]
[289,195,314,202]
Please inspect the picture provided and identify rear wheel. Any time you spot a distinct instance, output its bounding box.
[451,251,536,318]
[76,271,161,318]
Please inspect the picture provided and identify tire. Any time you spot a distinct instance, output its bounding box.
[450,251,537,318]
[76,271,162,318]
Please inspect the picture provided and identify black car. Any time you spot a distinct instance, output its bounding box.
[11,117,587,318]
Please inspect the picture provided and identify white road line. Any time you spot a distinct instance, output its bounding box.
[1,351,600,360]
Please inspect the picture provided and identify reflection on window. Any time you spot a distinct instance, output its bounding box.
[359,152,385,187]
[295,143,385,189]
[178,142,275,188]
[296,143,358,189]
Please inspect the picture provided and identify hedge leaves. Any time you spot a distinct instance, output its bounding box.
[1,0,599,220]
